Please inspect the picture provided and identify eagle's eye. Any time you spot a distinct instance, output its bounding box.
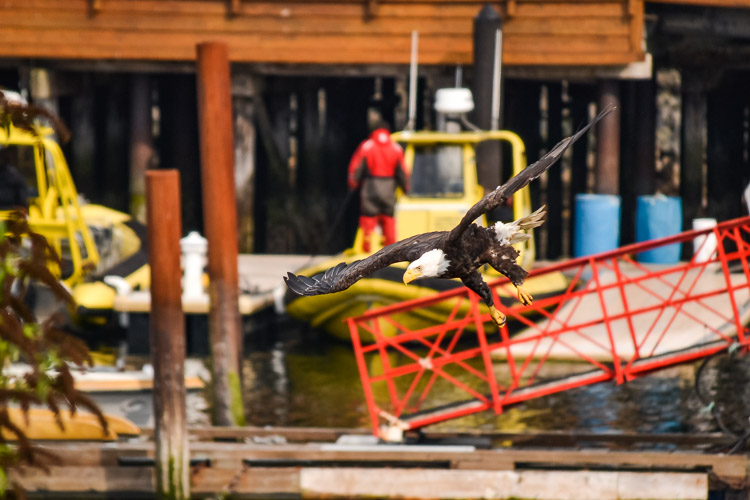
[416,265,423,271]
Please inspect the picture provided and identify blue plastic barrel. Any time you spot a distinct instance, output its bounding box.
[573,194,621,257]
[635,195,682,263]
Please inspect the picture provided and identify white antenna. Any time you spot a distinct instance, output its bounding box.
[490,28,503,130]
[406,30,418,131]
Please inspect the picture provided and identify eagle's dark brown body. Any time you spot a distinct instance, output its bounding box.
[429,224,527,307]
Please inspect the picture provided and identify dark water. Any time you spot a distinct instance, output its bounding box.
[238,316,748,439]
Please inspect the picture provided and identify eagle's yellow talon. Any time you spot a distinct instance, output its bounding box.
[517,287,533,306]
[489,305,506,327]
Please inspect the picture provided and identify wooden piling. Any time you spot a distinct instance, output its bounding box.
[145,169,189,500]
[595,80,621,196]
[680,72,706,240]
[129,74,154,223]
[195,41,245,427]
[631,79,657,198]
[472,4,503,192]
[707,76,747,223]
[546,82,564,259]
[232,74,257,254]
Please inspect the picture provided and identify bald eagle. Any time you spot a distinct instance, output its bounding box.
[285,106,615,327]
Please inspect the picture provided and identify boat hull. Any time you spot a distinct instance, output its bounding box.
[284,253,569,342]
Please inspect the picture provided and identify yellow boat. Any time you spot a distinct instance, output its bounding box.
[2,407,140,441]
[284,128,569,342]
[0,122,150,328]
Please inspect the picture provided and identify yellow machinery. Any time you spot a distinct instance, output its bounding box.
[391,129,535,264]
[285,129,567,341]
[0,124,148,325]
[0,124,100,285]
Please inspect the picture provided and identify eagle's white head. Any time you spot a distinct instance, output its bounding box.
[403,249,450,284]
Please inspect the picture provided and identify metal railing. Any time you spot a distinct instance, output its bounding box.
[348,216,750,439]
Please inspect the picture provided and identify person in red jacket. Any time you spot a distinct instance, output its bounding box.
[348,122,409,253]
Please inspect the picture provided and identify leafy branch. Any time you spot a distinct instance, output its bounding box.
[0,94,105,495]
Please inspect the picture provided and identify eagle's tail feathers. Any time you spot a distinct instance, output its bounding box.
[509,233,532,244]
[516,205,547,231]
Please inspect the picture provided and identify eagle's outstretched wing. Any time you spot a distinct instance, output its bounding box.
[447,104,616,243]
[285,232,445,296]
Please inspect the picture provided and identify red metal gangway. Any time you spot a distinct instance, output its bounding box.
[347,216,750,440]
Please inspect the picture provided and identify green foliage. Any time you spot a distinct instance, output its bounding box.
[0,213,107,495]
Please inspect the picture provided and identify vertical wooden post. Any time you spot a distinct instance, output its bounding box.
[104,79,132,211]
[546,83,563,259]
[707,75,744,223]
[195,41,244,426]
[232,74,257,254]
[596,79,621,196]
[568,84,595,255]
[157,74,202,231]
[680,71,706,235]
[620,79,656,245]
[393,75,408,131]
[69,84,96,198]
[146,169,189,500]
[472,4,502,192]
[129,74,154,223]
[632,78,657,198]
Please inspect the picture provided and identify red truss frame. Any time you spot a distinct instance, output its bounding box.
[347,216,750,439]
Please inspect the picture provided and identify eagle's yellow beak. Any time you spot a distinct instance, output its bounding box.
[403,267,421,285]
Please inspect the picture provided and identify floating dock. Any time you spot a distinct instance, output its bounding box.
[112,254,331,354]
[112,254,331,317]
[10,427,747,499]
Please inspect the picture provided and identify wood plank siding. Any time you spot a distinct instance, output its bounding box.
[0,0,644,66]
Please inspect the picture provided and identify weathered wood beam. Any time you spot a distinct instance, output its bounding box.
[680,71,707,233]
[89,0,102,15]
[229,0,241,17]
[145,169,190,500]
[364,0,379,21]
[196,42,244,427]
[9,464,712,498]
[658,4,750,39]
[128,74,153,222]
[595,80,622,195]
[472,4,503,192]
[232,73,257,253]
[630,78,657,197]
[9,440,747,497]
[0,0,646,67]
[506,0,518,17]
[546,82,564,259]
[706,75,747,222]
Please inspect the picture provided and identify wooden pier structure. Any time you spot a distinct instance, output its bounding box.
[111,254,330,317]
[10,427,749,499]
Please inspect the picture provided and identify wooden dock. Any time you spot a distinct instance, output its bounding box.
[112,254,330,316]
[10,427,749,499]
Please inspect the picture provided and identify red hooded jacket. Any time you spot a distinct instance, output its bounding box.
[347,128,409,217]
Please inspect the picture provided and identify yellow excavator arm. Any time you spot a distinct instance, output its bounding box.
[0,125,100,286]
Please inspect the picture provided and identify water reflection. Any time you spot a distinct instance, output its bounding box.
[243,322,369,428]
[240,317,739,437]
